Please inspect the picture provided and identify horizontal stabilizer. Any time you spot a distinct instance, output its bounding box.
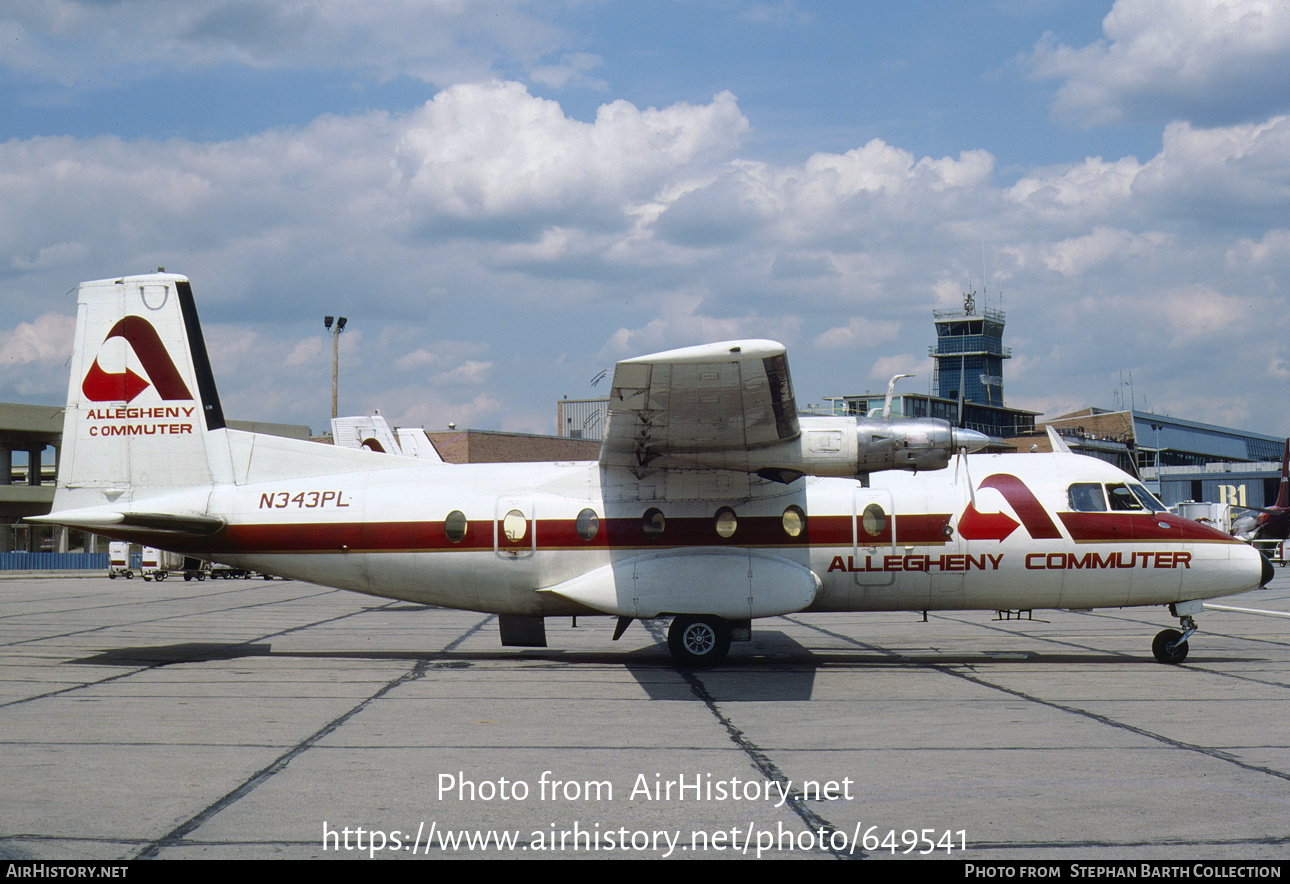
[29,509,226,536]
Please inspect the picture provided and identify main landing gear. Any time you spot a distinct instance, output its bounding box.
[667,615,733,667]
[1153,601,1201,665]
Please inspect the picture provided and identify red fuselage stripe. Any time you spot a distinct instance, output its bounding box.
[133,509,1239,557]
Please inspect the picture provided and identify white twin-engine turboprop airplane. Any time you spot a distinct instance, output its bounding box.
[32,274,1273,666]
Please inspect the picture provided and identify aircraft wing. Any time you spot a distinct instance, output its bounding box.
[598,340,799,475]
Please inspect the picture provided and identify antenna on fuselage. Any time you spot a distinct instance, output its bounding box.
[882,374,914,419]
[1046,426,1073,454]
[955,440,977,509]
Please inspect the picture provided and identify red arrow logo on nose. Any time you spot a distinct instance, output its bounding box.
[958,502,1020,541]
[957,474,1064,542]
[81,316,193,403]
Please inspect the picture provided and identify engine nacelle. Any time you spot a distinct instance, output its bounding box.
[750,416,990,482]
[854,417,984,472]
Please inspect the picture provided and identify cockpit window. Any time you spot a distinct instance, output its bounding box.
[1107,484,1146,511]
[1067,483,1107,512]
[1128,483,1167,512]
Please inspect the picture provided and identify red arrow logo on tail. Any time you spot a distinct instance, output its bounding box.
[81,316,193,403]
[958,502,1020,541]
[81,359,151,403]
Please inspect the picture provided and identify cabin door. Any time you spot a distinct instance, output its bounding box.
[495,496,536,560]
[852,488,896,586]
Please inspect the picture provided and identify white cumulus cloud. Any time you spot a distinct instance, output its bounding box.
[1027,0,1290,126]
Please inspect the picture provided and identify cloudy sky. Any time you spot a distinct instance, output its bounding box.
[2,0,1289,441]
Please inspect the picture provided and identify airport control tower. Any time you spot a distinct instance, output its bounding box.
[930,291,1010,408]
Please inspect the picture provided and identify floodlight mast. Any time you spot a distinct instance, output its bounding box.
[324,315,348,420]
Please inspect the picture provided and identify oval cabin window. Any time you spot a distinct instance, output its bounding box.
[444,510,468,543]
[502,509,528,542]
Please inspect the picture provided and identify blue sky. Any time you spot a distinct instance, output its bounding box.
[2,0,1289,440]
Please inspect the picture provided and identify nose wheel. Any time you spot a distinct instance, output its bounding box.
[1152,614,1197,665]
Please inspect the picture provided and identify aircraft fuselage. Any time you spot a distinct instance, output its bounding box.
[116,431,1263,620]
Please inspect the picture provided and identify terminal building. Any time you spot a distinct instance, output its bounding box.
[558,397,610,442]
[0,403,63,555]
[0,406,311,562]
[1029,408,1284,509]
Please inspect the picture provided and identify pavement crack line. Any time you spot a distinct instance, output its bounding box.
[786,616,1290,787]
[132,614,494,859]
[642,619,863,860]
[0,582,344,650]
[0,600,407,711]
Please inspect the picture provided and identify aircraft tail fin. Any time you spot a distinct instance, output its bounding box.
[331,414,399,454]
[52,273,231,512]
[331,414,445,462]
[395,427,444,462]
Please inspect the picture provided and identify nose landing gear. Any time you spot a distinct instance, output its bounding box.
[1153,602,1201,664]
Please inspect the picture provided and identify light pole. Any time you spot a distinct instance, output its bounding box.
[323,315,347,420]
[1150,422,1164,495]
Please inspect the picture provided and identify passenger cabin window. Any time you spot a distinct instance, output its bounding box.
[1067,483,1107,512]
[642,508,666,540]
[861,503,886,538]
[714,507,737,538]
[576,508,599,541]
[782,505,806,538]
[502,509,528,541]
[444,510,468,543]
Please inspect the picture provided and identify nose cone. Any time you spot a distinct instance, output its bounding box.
[1227,542,1276,597]
[951,428,990,453]
[1186,537,1276,600]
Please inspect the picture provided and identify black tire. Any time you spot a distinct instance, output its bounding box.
[667,615,731,667]
[1153,628,1189,664]
[125,571,133,580]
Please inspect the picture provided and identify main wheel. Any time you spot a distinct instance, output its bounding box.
[667,615,731,667]
[1152,628,1189,664]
